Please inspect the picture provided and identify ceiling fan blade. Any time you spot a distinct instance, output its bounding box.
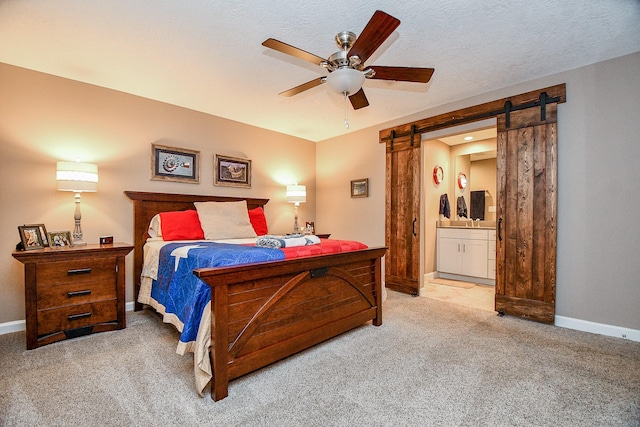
[348,10,400,65]
[349,88,369,110]
[262,38,326,66]
[369,66,435,83]
[279,77,325,97]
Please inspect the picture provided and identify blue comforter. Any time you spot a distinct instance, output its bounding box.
[151,242,285,344]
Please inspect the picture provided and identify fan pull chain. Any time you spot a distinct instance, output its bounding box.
[343,92,349,129]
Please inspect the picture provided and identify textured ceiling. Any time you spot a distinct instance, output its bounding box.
[1,1,639,142]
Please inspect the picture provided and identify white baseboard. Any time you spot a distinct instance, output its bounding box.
[555,315,640,342]
[0,319,26,335]
[434,272,495,286]
[0,302,138,336]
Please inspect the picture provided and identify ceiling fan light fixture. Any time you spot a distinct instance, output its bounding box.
[326,67,365,95]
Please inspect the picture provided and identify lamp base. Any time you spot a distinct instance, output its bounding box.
[72,195,86,246]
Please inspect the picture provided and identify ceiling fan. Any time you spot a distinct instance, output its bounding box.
[262,10,434,111]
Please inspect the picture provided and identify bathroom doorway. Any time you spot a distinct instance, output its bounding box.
[422,120,497,312]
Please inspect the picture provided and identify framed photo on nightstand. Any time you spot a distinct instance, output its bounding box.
[48,231,72,247]
[18,224,48,250]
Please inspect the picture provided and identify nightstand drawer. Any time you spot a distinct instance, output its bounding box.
[35,257,115,286]
[37,300,117,335]
[36,280,117,309]
[13,242,133,349]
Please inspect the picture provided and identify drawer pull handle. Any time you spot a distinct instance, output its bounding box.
[67,268,92,275]
[67,290,91,298]
[68,312,92,321]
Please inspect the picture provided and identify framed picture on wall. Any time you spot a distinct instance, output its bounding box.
[214,154,251,188]
[151,144,200,183]
[18,224,48,250]
[350,178,369,198]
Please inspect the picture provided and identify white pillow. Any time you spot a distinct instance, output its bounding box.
[194,201,257,240]
[148,214,162,238]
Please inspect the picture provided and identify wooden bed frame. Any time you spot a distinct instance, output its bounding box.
[125,191,386,401]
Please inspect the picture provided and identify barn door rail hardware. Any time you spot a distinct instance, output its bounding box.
[381,92,561,142]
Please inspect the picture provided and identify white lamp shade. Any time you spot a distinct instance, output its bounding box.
[56,162,98,192]
[286,184,306,203]
[326,68,365,95]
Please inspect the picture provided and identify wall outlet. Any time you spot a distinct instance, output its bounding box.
[488,206,496,213]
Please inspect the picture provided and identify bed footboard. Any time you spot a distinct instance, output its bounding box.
[195,247,386,401]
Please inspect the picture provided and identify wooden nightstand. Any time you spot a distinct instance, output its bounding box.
[12,242,133,349]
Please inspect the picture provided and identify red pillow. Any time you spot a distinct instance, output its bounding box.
[248,207,269,235]
[159,210,204,241]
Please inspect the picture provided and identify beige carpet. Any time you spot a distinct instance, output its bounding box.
[1,291,639,426]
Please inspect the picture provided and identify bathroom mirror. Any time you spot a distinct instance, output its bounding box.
[453,148,497,221]
[457,172,467,190]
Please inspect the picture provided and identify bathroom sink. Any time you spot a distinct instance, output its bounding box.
[437,220,496,229]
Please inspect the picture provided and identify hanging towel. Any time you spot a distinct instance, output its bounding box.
[470,191,486,220]
[457,196,468,218]
[439,194,451,219]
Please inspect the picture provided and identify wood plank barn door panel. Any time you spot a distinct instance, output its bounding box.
[495,103,558,323]
[385,139,421,295]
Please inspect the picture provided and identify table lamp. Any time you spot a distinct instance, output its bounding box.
[56,161,98,246]
[286,184,306,234]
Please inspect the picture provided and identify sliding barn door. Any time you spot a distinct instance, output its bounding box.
[495,103,558,323]
[385,139,421,295]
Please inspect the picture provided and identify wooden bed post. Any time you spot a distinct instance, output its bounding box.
[374,256,383,326]
[211,283,229,401]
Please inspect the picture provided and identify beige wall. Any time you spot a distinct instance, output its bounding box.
[317,52,640,331]
[315,132,386,245]
[0,63,316,323]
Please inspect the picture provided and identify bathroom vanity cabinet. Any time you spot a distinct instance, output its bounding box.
[437,228,496,284]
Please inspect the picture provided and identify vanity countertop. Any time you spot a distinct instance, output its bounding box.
[437,220,496,230]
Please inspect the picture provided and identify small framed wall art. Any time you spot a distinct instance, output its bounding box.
[350,178,369,198]
[18,224,48,250]
[214,154,251,188]
[151,144,200,184]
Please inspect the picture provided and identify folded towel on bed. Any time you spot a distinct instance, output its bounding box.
[256,234,321,249]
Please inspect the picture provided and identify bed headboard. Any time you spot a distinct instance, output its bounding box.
[124,191,269,310]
